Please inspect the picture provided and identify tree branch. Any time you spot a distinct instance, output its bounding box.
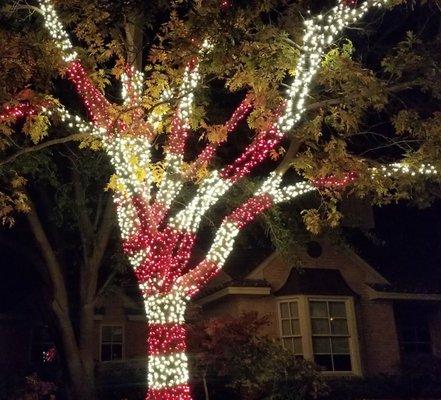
[72,166,94,244]
[0,133,89,166]
[93,269,118,304]
[305,81,420,112]
[275,138,302,175]
[25,193,69,310]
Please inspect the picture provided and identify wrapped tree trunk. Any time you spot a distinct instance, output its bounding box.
[145,292,191,399]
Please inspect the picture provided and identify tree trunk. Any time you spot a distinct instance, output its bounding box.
[79,302,97,397]
[144,290,193,400]
[78,262,100,397]
[202,371,210,400]
[53,304,97,400]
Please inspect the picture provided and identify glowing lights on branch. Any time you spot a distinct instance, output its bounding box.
[371,162,438,178]
[65,61,114,129]
[148,89,173,130]
[144,291,189,324]
[313,171,358,188]
[276,0,390,134]
[122,65,144,106]
[147,384,192,400]
[205,221,240,266]
[220,125,284,181]
[42,346,57,363]
[38,0,77,62]
[148,352,190,390]
[154,41,212,213]
[170,171,233,232]
[0,103,36,121]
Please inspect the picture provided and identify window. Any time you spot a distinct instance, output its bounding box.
[279,301,303,355]
[395,304,432,357]
[400,325,432,355]
[278,297,360,375]
[101,325,123,362]
[310,300,351,372]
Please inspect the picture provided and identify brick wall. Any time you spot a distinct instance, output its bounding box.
[358,300,400,374]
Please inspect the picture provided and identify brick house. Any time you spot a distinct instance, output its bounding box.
[195,240,441,377]
[2,239,441,386]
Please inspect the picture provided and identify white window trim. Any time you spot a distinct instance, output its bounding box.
[277,297,303,355]
[277,295,362,376]
[100,324,125,363]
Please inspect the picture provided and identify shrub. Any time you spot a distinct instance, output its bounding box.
[0,373,57,400]
[189,312,328,400]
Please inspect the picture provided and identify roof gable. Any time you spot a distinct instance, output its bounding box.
[274,268,357,297]
[246,240,390,290]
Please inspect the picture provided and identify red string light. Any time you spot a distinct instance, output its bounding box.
[148,324,187,355]
[0,103,36,121]
[312,171,358,189]
[226,194,273,228]
[147,385,192,400]
[220,125,283,182]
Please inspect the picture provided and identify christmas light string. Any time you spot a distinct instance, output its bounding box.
[0,103,37,121]
[185,97,253,177]
[155,40,213,214]
[28,1,440,399]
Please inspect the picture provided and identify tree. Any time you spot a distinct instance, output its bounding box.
[1,0,440,400]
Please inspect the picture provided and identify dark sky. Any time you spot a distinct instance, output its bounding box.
[351,200,441,292]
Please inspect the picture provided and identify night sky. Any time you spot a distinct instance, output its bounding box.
[351,200,441,292]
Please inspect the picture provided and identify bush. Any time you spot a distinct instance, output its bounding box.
[189,312,328,400]
[0,373,57,400]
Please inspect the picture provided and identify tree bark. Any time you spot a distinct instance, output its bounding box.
[53,303,97,400]
[26,195,97,400]
[124,7,145,71]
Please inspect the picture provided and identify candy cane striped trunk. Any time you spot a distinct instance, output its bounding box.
[144,292,192,400]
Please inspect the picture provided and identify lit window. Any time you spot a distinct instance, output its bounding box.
[310,300,351,372]
[279,301,303,355]
[101,325,123,362]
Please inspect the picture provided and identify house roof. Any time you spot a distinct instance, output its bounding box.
[274,268,357,297]
[194,279,270,299]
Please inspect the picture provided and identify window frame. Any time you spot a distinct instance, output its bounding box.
[278,298,303,355]
[277,295,362,376]
[100,324,125,363]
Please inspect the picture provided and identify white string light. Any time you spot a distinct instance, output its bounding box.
[38,0,78,62]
